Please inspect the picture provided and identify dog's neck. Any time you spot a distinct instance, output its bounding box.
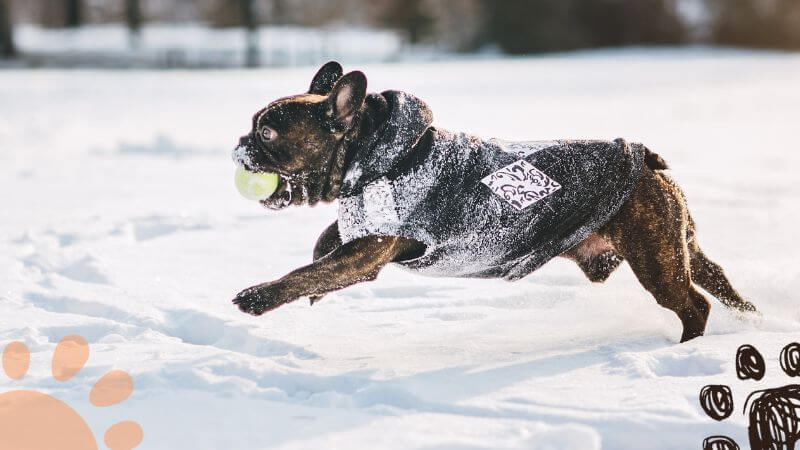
[322,93,392,202]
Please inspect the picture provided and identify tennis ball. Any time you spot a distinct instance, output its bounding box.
[234,167,280,201]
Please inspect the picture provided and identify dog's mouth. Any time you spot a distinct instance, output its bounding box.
[260,175,309,210]
[232,142,308,211]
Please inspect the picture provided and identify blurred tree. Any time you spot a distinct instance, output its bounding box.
[0,0,14,58]
[415,0,485,51]
[481,0,582,53]
[706,0,764,47]
[38,0,84,28]
[482,0,686,54]
[65,0,82,27]
[240,0,259,67]
[272,0,288,25]
[363,0,484,51]
[706,0,800,49]
[374,0,435,44]
[207,1,242,27]
[204,0,261,66]
[289,0,368,27]
[574,0,685,47]
[126,0,142,49]
[773,0,800,48]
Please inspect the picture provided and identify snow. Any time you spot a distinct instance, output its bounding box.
[10,23,404,68]
[2,49,800,449]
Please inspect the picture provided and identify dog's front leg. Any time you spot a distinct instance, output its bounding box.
[233,235,415,316]
[309,221,343,305]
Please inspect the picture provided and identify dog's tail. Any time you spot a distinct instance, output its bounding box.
[643,146,669,171]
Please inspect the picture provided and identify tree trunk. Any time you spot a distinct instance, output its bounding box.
[378,0,434,46]
[65,0,82,28]
[240,0,259,68]
[0,0,14,58]
[126,0,142,49]
[272,0,287,25]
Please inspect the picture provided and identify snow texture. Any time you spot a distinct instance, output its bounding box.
[339,91,644,280]
[9,24,404,68]
[2,49,800,449]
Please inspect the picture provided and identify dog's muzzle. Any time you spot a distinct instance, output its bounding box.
[232,136,256,170]
[232,136,294,210]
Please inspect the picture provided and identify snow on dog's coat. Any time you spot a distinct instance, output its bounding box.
[338,91,646,280]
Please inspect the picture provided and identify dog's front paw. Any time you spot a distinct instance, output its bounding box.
[232,282,292,316]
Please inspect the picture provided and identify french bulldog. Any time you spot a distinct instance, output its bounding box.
[231,61,756,343]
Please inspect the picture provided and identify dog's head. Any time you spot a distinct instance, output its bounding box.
[232,61,367,209]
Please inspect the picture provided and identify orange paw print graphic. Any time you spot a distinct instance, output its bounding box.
[0,336,143,450]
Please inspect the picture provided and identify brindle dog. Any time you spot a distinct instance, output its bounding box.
[231,61,756,343]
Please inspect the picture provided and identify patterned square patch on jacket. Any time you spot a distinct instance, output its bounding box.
[481,160,562,211]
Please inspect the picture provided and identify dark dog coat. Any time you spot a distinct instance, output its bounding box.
[338,91,645,281]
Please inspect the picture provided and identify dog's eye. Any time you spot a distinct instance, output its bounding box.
[260,126,277,142]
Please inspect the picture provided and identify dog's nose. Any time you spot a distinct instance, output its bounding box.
[232,135,253,167]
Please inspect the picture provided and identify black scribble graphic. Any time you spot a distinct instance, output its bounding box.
[745,384,800,450]
[700,385,735,421]
[780,343,800,377]
[737,345,766,381]
[704,435,741,450]
[700,343,800,450]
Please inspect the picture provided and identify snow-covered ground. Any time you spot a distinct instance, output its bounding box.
[2,50,800,449]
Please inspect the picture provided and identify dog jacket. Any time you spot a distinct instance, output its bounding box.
[338,91,645,281]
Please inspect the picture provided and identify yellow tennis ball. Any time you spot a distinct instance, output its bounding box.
[234,167,279,201]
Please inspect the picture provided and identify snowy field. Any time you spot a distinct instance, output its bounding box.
[1,50,800,449]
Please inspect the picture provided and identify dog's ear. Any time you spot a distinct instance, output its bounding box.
[328,71,367,128]
[309,61,344,95]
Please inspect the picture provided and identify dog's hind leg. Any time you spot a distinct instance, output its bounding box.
[602,169,710,342]
[686,219,757,313]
